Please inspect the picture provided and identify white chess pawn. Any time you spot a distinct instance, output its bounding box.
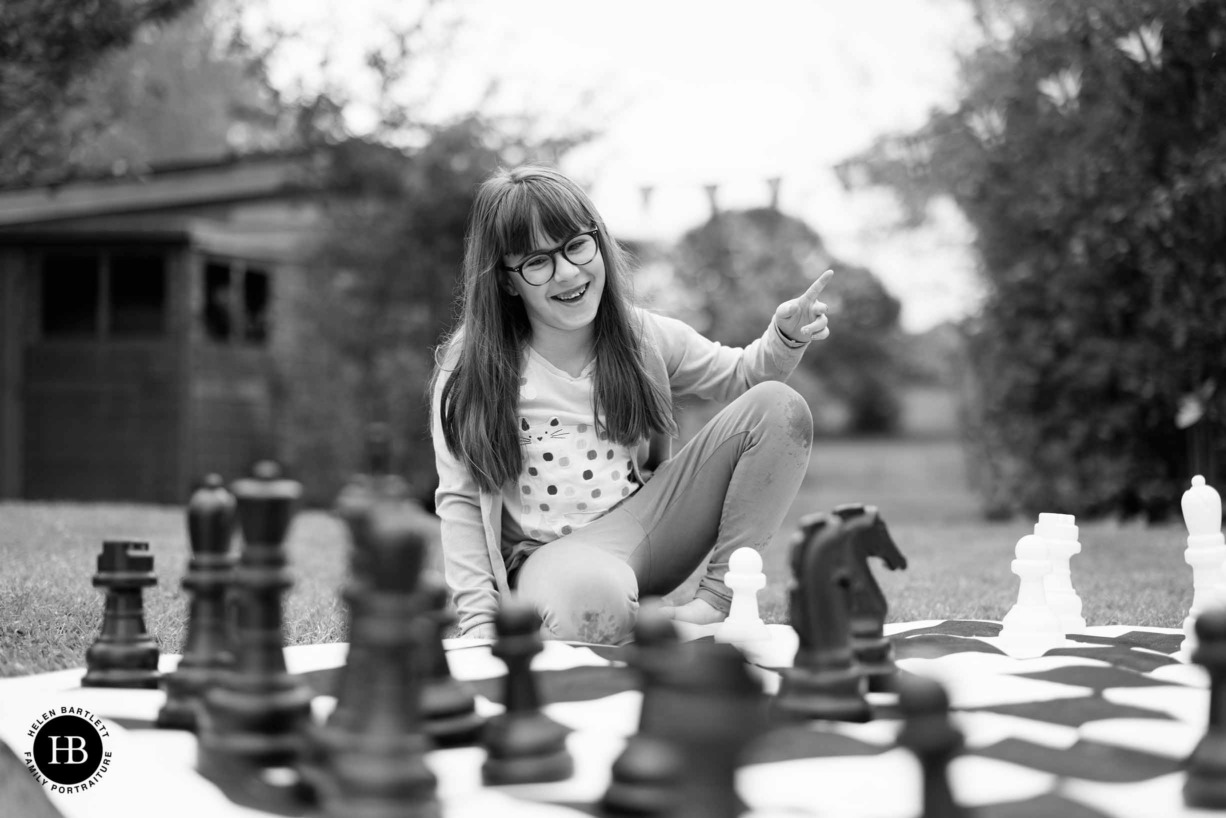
[1038,513,1085,633]
[1181,475,1226,661]
[999,531,1064,658]
[715,547,770,645]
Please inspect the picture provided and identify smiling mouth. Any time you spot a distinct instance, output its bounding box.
[552,283,589,303]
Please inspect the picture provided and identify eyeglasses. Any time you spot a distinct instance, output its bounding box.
[502,230,601,286]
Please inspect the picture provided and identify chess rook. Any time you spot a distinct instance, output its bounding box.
[159,475,237,730]
[313,502,439,818]
[481,600,574,785]
[775,513,871,722]
[998,526,1064,658]
[83,540,160,689]
[715,547,769,645]
[1038,513,1085,633]
[196,462,315,808]
[1181,475,1226,661]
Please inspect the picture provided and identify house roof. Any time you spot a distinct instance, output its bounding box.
[0,151,327,228]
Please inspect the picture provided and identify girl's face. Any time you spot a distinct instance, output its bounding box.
[502,227,606,338]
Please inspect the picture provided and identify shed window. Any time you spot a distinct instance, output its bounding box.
[42,253,100,337]
[110,254,166,336]
[202,258,270,346]
[41,250,167,339]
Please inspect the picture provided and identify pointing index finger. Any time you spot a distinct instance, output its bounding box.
[804,269,834,301]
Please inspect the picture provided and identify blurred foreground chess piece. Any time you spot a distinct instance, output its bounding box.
[83,540,160,688]
[159,475,238,730]
[775,511,871,722]
[603,603,685,814]
[897,674,973,818]
[481,601,574,785]
[836,503,908,692]
[313,502,439,818]
[1184,607,1226,808]
[196,461,315,810]
[1181,475,1225,661]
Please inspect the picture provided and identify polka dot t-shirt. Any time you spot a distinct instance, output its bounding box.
[501,348,640,552]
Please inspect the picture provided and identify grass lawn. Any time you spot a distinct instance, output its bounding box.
[0,437,1194,677]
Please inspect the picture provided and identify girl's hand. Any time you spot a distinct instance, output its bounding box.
[775,268,833,343]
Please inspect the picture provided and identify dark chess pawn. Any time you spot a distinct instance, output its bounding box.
[774,512,871,722]
[481,600,574,785]
[602,602,685,815]
[196,461,315,810]
[833,503,908,693]
[896,674,973,818]
[314,502,439,818]
[1184,607,1226,808]
[159,475,237,730]
[83,540,161,688]
[421,579,484,746]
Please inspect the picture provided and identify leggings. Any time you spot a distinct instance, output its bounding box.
[511,380,813,644]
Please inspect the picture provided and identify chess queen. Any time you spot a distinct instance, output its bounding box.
[430,165,829,643]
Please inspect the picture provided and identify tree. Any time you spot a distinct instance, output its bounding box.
[0,0,198,183]
[672,207,905,435]
[841,0,1226,519]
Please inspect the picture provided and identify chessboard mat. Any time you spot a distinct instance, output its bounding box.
[0,620,1214,818]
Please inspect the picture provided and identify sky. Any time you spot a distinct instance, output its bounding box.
[245,0,986,332]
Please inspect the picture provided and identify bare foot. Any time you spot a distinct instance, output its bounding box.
[659,598,725,625]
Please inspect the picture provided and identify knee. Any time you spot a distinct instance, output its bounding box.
[519,549,639,644]
[742,382,813,449]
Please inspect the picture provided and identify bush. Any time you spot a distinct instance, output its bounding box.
[844,0,1226,519]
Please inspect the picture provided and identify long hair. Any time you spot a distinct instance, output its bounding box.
[433,165,676,493]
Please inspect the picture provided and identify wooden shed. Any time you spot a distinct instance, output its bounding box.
[0,152,326,503]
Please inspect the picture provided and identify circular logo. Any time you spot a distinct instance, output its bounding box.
[32,715,104,785]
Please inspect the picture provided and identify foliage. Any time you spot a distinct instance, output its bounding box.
[671,207,905,434]
[840,0,1226,519]
[0,0,199,184]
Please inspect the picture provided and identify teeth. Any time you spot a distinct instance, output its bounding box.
[555,284,587,301]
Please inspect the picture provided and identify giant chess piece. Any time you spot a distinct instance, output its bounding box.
[897,674,973,818]
[607,619,768,818]
[602,602,685,815]
[481,600,574,785]
[421,578,484,746]
[998,521,1064,658]
[1038,513,1085,633]
[1181,476,1226,661]
[1184,607,1226,808]
[83,540,160,688]
[196,461,315,810]
[775,512,871,722]
[715,548,770,645]
[835,503,908,692]
[314,502,439,818]
[159,475,237,730]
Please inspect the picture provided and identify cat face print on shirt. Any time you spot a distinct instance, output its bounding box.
[516,416,638,542]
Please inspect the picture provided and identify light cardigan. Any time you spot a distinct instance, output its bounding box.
[430,308,810,637]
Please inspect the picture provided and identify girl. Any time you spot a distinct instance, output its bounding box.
[431,165,831,643]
